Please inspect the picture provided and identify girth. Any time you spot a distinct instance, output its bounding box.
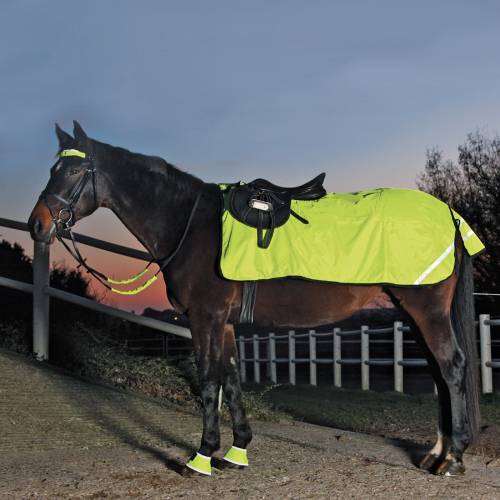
[229,173,327,248]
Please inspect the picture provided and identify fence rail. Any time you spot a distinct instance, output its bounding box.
[237,316,500,394]
[126,333,193,360]
[1,217,499,395]
[0,217,192,362]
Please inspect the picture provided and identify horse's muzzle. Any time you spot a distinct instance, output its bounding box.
[28,201,57,244]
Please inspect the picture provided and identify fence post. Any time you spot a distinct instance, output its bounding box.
[159,334,166,358]
[238,335,246,384]
[289,330,296,385]
[265,338,271,379]
[309,330,317,386]
[479,314,493,394]
[269,333,277,384]
[165,334,171,358]
[33,241,50,360]
[333,327,341,388]
[394,321,403,392]
[253,334,260,384]
[361,325,369,390]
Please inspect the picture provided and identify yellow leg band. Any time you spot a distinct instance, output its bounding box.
[186,453,212,475]
[223,446,248,466]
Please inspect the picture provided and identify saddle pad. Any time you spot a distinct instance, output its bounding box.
[219,187,484,286]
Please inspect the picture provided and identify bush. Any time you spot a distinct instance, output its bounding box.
[0,321,32,357]
[46,322,202,410]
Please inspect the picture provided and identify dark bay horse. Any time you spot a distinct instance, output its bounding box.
[29,121,480,476]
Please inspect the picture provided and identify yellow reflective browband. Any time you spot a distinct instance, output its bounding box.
[60,149,86,158]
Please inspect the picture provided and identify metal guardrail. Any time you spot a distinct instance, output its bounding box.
[0,217,192,361]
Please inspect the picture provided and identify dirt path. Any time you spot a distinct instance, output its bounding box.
[1,349,499,499]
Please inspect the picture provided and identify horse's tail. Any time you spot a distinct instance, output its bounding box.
[451,248,480,445]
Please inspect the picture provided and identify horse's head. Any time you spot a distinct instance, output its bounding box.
[29,121,101,244]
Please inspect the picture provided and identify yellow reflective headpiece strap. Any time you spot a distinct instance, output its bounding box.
[60,149,86,158]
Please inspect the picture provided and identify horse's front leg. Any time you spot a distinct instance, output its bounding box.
[182,313,226,476]
[219,324,252,469]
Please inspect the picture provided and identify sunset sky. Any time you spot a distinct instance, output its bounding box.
[1,1,500,312]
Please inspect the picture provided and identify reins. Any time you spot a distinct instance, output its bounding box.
[43,148,201,295]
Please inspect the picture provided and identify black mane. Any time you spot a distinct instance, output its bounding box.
[93,138,207,195]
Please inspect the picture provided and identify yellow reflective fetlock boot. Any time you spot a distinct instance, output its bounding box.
[223,446,248,467]
[185,452,212,475]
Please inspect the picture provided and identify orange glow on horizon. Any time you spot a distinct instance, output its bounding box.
[56,212,174,314]
[7,227,172,315]
[84,249,171,313]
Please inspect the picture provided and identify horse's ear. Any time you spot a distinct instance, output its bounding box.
[73,120,89,147]
[55,123,73,147]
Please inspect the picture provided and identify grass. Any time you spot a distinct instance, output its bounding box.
[248,383,437,434]
[260,383,500,433]
[253,382,500,457]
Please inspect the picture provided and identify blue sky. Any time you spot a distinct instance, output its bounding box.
[1,1,500,311]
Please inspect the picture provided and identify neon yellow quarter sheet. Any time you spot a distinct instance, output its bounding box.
[220,187,484,286]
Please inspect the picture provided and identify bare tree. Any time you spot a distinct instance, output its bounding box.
[417,130,500,293]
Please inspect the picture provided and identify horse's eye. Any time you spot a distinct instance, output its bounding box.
[68,168,79,176]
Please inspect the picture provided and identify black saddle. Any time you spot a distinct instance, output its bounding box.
[229,173,327,249]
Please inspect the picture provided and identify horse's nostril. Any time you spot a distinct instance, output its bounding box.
[34,218,43,235]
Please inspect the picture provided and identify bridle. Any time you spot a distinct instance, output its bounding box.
[41,146,201,295]
[43,147,98,229]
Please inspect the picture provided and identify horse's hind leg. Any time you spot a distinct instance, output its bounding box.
[403,315,453,472]
[219,325,252,469]
[389,278,478,475]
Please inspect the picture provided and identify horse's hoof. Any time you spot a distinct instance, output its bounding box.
[419,453,440,471]
[180,465,208,477]
[436,458,466,476]
[218,460,246,471]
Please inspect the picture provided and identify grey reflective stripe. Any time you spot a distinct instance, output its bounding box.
[462,229,474,242]
[413,241,455,285]
[413,216,478,285]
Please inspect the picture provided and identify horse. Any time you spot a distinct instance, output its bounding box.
[28,121,480,476]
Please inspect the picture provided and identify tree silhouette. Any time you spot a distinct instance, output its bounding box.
[417,130,500,293]
[0,239,95,323]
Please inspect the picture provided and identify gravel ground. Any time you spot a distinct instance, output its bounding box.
[1,349,500,499]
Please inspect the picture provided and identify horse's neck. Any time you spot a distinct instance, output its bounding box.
[100,146,205,260]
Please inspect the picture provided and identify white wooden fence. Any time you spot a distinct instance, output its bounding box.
[237,316,500,395]
[479,315,500,392]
